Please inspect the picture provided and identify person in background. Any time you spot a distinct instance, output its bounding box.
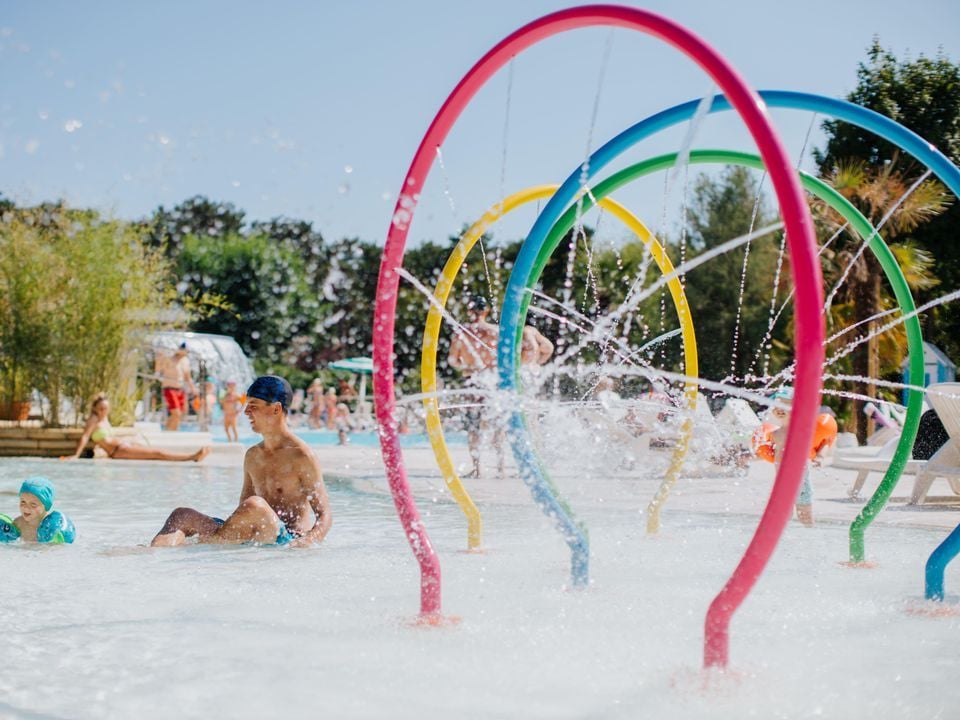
[520,324,555,368]
[288,388,306,427]
[204,378,218,418]
[220,380,243,443]
[447,294,504,479]
[63,394,210,462]
[324,387,338,430]
[156,342,197,431]
[769,388,814,527]
[337,378,358,410]
[307,378,325,429]
[335,403,352,445]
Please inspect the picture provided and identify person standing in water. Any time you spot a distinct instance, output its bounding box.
[156,342,197,431]
[447,295,504,479]
[220,380,243,443]
[151,376,331,547]
[770,387,814,527]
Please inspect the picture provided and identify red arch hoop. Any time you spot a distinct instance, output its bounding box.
[372,4,824,668]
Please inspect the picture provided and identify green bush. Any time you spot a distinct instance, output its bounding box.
[0,205,175,426]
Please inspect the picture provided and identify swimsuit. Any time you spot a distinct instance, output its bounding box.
[163,387,187,412]
[462,375,487,433]
[91,426,121,457]
[796,467,813,506]
[212,517,300,545]
[90,426,113,443]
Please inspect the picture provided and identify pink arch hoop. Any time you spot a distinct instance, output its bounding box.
[372,4,824,668]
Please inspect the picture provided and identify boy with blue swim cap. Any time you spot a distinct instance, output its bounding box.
[151,375,331,548]
[0,476,76,544]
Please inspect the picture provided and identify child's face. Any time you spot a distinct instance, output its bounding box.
[19,492,45,524]
[771,400,793,425]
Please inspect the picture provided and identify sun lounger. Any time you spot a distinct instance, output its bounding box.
[832,435,926,500]
[908,382,960,504]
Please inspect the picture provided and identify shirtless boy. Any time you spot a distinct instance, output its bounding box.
[447,295,504,478]
[156,343,197,431]
[151,375,331,547]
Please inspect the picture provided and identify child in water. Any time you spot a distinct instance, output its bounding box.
[335,403,353,445]
[220,380,243,443]
[769,388,814,527]
[0,476,75,543]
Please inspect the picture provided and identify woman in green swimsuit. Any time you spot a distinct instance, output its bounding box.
[63,394,210,462]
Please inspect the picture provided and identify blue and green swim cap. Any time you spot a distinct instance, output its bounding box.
[20,476,55,511]
[247,375,293,411]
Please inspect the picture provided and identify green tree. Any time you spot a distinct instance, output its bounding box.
[815,41,960,366]
[146,196,247,258]
[814,161,948,440]
[682,167,786,384]
[176,231,315,371]
[0,205,174,425]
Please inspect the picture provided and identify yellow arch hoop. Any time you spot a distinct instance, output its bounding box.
[420,185,699,549]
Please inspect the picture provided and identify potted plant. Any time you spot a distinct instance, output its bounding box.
[0,367,31,421]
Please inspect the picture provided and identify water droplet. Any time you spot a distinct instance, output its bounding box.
[344,165,353,174]
[24,139,39,154]
[63,119,82,133]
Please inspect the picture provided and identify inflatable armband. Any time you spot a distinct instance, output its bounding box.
[37,511,76,544]
[0,513,20,543]
[752,413,839,464]
[811,413,838,457]
[752,423,778,463]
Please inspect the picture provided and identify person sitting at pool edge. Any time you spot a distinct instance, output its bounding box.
[63,393,211,462]
[151,375,331,548]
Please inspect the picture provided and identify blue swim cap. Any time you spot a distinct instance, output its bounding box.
[20,476,55,511]
[247,375,293,411]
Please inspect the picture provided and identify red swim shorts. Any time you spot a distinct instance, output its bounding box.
[163,388,187,412]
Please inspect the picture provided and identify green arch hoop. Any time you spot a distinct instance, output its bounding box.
[515,148,922,528]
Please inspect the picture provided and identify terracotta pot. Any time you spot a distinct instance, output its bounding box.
[0,401,31,421]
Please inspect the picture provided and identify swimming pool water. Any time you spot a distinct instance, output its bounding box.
[191,423,463,449]
[1,457,958,719]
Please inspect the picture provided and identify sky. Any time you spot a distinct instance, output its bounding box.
[2,0,959,248]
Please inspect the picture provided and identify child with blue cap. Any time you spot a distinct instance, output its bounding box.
[769,387,814,527]
[0,476,76,544]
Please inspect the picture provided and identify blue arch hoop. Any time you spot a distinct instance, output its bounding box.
[496,90,960,590]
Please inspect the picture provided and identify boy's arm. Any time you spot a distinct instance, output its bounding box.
[291,451,331,547]
[535,330,554,364]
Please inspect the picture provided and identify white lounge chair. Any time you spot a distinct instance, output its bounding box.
[833,435,926,500]
[909,382,960,504]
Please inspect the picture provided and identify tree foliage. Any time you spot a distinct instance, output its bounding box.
[0,204,174,425]
[816,41,960,367]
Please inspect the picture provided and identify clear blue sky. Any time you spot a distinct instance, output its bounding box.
[2,0,959,247]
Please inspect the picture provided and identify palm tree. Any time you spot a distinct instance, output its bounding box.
[816,156,950,442]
